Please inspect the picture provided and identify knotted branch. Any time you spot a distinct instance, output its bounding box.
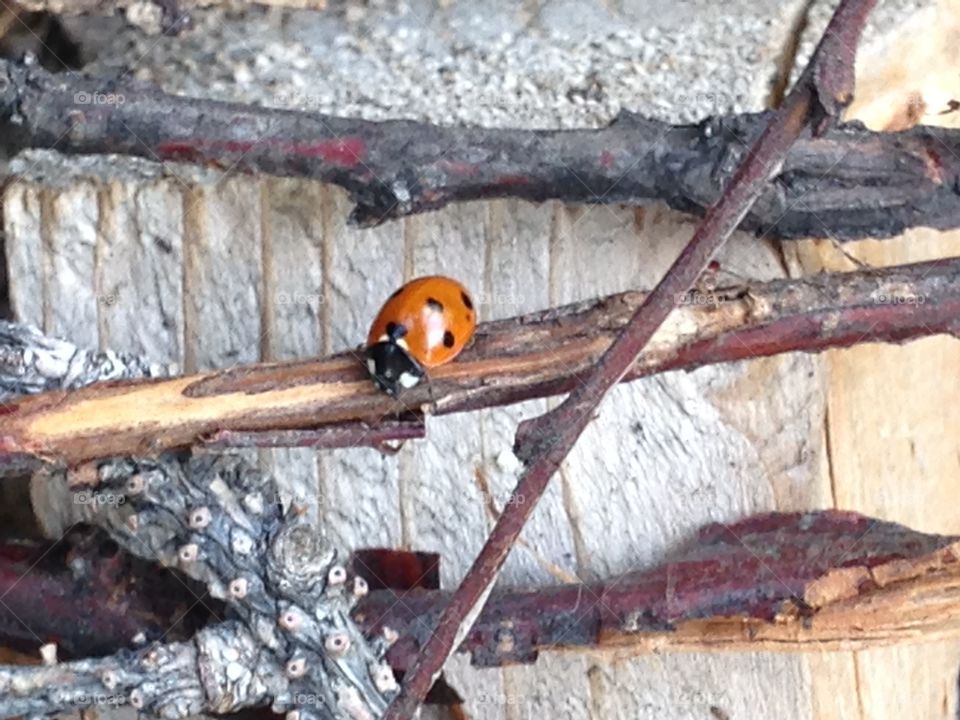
[2,53,958,237]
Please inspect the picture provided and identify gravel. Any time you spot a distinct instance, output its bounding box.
[79,0,806,128]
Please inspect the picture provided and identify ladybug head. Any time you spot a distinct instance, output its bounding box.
[364,339,425,396]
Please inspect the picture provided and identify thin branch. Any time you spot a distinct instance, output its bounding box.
[3,255,960,471]
[0,530,212,658]
[384,2,877,716]
[359,511,960,665]
[2,57,958,238]
[5,511,960,671]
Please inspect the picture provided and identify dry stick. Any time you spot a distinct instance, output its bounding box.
[4,60,960,238]
[383,1,877,717]
[6,256,960,469]
[4,511,960,667]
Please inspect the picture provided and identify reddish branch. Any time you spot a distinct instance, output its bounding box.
[4,512,960,668]
[3,256,960,469]
[384,2,878,716]
[2,57,959,238]
[0,529,212,658]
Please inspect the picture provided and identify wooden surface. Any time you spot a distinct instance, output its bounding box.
[4,0,960,718]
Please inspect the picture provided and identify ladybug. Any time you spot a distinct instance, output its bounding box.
[364,275,477,395]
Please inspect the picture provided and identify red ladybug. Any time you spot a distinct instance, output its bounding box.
[365,276,477,395]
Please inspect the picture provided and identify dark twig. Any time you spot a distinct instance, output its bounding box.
[5,511,960,669]
[2,56,958,238]
[4,254,960,470]
[383,2,877,717]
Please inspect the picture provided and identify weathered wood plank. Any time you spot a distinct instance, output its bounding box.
[318,185,405,551]
[588,652,812,719]
[3,182,44,327]
[41,183,99,350]
[793,2,960,717]
[259,176,325,518]
[182,177,263,373]
[96,179,184,365]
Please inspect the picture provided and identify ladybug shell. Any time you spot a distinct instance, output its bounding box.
[366,276,477,368]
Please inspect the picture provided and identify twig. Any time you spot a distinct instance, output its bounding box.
[383,1,877,717]
[0,622,261,717]
[2,57,957,237]
[4,254,960,470]
[360,511,960,664]
[0,529,211,658]
[6,511,960,670]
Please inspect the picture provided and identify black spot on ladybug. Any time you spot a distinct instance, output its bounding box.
[426,297,444,312]
[461,291,474,310]
[386,322,408,339]
[389,287,403,299]
[443,330,456,348]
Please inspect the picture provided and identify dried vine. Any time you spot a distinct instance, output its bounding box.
[2,57,959,238]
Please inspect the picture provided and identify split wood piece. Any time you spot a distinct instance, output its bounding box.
[2,256,959,470]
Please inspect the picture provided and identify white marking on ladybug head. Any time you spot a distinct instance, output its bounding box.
[399,372,421,389]
[396,337,410,351]
[366,358,377,375]
[377,334,389,343]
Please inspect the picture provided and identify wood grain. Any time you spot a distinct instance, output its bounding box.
[791,1,960,717]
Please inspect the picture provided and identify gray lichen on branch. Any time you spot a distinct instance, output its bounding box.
[0,320,167,401]
[1,449,398,719]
